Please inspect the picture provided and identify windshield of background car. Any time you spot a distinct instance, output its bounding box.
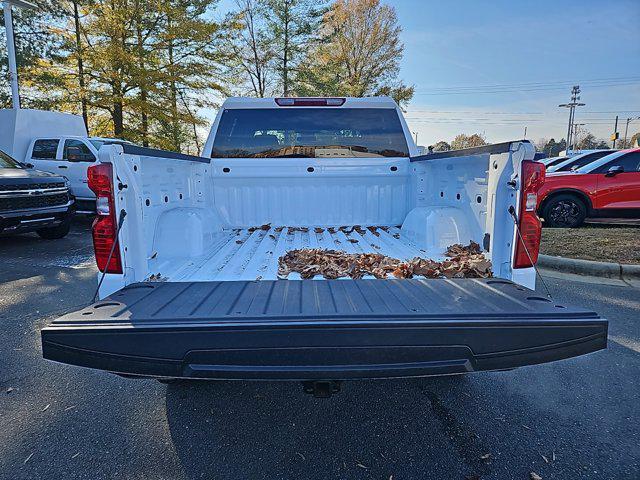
[211,108,410,158]
[542,156,568,167]
[575,151,627,173]
[548,150,614,172]
[0,150,22,169]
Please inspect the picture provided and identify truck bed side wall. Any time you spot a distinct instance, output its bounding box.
[98,145,216,297]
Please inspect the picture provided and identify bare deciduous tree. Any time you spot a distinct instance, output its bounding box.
[227,0,274,97]
[296,0,414,107]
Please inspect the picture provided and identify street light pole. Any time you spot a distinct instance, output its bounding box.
[2,0,37,109]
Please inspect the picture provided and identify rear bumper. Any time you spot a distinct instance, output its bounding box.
[42,317,608,380]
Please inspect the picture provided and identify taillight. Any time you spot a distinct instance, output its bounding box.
[87,163,123,274]
[514,160,546,269]
[275,97,345,107]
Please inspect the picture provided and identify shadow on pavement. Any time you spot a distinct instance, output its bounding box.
[164,376,493,480]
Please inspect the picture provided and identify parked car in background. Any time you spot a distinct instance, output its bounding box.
[546,149,616,173]
[540,155,569,169]
[0,149,74,239]
[538,148,640,227]
[24,136,133,212]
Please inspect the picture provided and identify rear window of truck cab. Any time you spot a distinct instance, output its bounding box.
[211,108,410,158]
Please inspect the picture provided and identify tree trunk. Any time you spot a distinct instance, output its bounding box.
[112,84,124,137]
[72,0,88,132]
[167,26,180,152]
[282,3,289,96]
[134,3,149,147]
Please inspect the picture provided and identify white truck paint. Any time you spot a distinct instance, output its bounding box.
[95,97,536,298]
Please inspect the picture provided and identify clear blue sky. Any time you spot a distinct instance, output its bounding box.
[394,0,640,145]
[214,0,640,145]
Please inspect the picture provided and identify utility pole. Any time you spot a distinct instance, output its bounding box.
[612,116,619,149]
[558,85,585,154]
[623,116,640,148]
[2,0,37,109]
[523,126,527,139]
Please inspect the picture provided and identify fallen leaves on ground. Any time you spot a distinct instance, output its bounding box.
[278,241,492,280]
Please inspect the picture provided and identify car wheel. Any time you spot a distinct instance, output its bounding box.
[542,194,587,228]
[36,221,72,240]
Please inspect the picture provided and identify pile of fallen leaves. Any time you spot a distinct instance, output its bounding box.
[277,241,492,280]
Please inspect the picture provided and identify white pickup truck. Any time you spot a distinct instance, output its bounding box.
[41,97,606,395]
[0,108,131,213]
[24,135,133,213]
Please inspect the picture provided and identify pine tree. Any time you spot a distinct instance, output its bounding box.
[261,0,326,96]
[0,0,66,109]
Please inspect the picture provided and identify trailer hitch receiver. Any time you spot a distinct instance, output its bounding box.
[302,380,342,398]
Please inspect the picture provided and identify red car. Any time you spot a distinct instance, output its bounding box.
[537,148,640,227]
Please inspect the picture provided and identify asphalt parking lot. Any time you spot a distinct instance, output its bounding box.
[1,218,639,480]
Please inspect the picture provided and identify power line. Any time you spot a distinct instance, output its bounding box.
[407,109,639,116]
[415,75,640,90]
[413,76,640,95]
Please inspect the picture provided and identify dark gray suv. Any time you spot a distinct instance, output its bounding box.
[0,149,74,239]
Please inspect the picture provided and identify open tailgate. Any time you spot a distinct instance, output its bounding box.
[41,278,607,380]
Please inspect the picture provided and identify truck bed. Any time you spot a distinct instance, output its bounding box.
[153,225,438,282]
[41,278,607,380]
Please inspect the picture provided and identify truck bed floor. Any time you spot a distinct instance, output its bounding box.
[154,226,437,282]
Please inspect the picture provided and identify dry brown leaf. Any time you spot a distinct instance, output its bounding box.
[277,242,491,280]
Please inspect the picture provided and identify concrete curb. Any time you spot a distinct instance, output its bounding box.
[538,254,640,281]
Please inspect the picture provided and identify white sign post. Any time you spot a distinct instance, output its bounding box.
[2,0,37,109]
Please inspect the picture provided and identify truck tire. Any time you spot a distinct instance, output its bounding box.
[542,193,587,228]
[36,221,72,240]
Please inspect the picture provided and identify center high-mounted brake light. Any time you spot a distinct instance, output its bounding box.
[87,162,123,274]
[275,97,346,107]
[513,160,546,269]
